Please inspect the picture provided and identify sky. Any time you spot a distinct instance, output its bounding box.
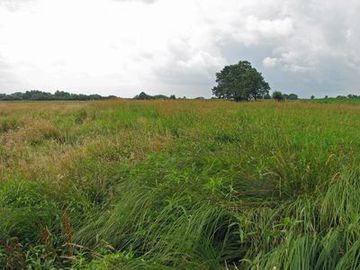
[0,0,360,98]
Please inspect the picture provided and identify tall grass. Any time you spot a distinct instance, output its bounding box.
[1,100,360,269]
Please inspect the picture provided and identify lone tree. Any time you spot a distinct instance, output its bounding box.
[212,61,270,101]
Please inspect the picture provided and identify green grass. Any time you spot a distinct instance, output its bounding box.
[1,100,360,269]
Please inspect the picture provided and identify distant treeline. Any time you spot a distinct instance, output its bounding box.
[316,94,360,104]
[133,92,209,100]
[330,94,360,99]
[0,90,117,101]
[134,92,177,100]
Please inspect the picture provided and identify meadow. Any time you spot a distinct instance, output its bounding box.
[1,99,360,269]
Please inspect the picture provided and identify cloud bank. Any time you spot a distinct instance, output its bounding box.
[0,0,360,97]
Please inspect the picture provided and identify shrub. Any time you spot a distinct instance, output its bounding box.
[272,91,284,101]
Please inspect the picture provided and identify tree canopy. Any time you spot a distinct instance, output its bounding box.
[133,92,176,100]
[272,91,284,101]
[287,93,298,100]
[212,61,270,101]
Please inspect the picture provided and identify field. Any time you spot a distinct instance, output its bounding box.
[1,99,360,269]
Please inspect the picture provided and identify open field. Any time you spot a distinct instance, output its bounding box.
[1,100,360,269]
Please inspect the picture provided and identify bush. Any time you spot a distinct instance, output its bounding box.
[272,91,284,101]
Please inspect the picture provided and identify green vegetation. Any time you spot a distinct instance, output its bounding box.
[212,61,270,101]
[317,95,360,104]
[133,92,177,100]
[0,90,116,101]
[272,91,284,101]
[284,93,298,100]
[1,99,360,269]
[272,91,298,101]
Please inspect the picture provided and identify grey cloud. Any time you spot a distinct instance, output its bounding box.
[0,57,23,92]
[253,0,360,96]
[151,0,357,98]
[1,0,360,97]
[150,36,225,97]
[150,0,360,99]
[152,58,219,98]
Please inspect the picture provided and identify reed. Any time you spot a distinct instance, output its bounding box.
[1,99,360,269]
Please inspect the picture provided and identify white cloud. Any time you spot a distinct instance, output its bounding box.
[0,0,360,97]
[0,0,35,11]
[263,57,279,68]
[263,52,314,73]
[242,16,294,45]
[113,0,157,3]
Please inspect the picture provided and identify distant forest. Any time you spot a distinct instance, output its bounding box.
[0,90,116,101]
[1,90,360,102]
[133,92,178,100]
[133,92,208,100]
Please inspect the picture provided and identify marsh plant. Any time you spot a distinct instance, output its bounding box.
[0,100,360,269]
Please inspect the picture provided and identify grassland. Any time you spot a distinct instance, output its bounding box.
[1,99,360,269]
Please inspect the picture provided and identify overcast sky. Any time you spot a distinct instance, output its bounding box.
[0,0,360,98]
